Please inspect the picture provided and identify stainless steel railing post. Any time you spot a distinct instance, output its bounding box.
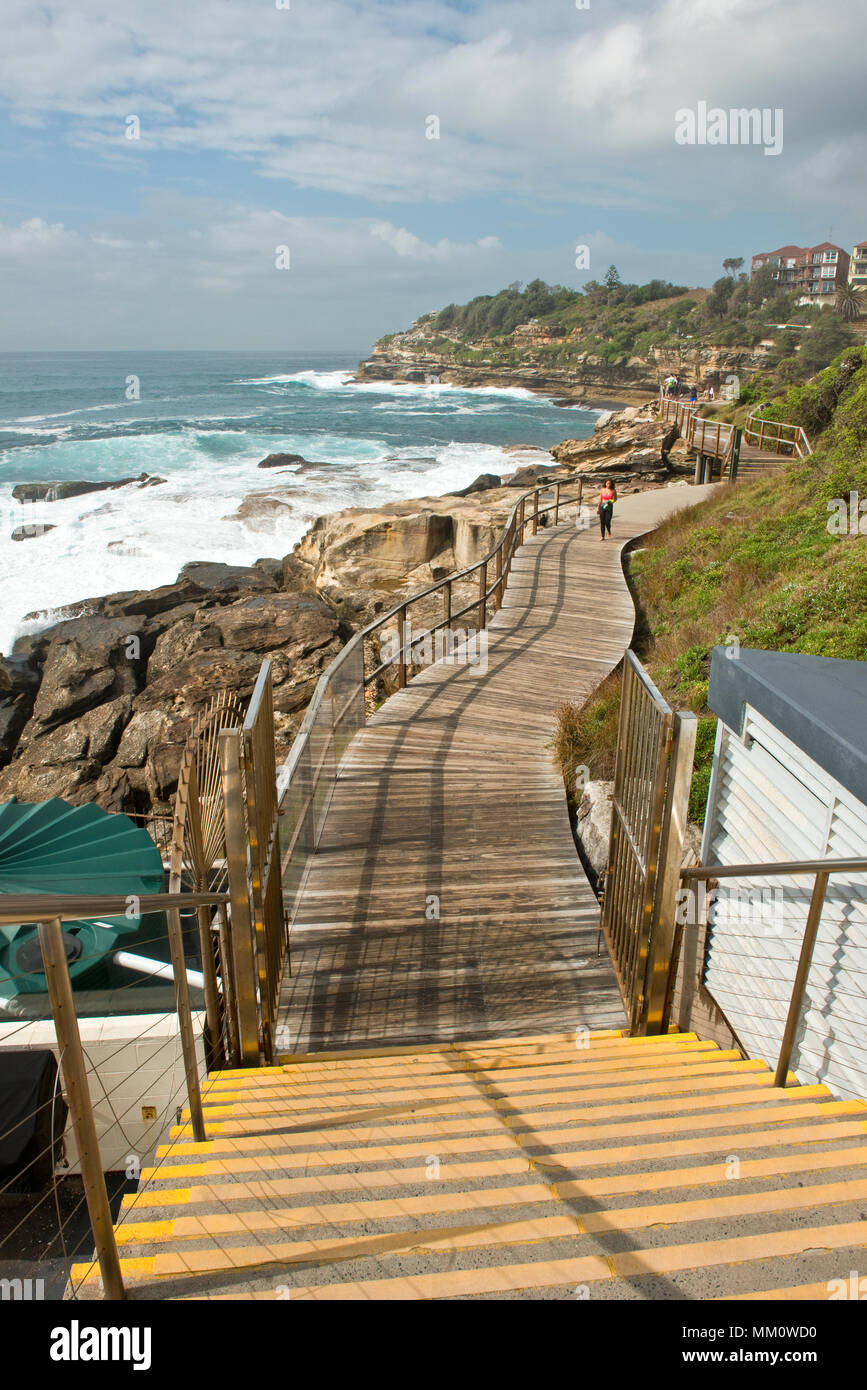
[774,871,830,1087]
[165,905,208,1141]
[38,915,125,1301]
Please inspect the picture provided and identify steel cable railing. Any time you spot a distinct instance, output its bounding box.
[672,857,867,1085]
[0,889,227,1300]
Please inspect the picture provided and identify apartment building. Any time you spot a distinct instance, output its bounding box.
[849,241,867,289]
[751,241,850,305]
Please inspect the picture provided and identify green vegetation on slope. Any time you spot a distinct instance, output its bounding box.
[557,345,867,824]
[410,271,858,379]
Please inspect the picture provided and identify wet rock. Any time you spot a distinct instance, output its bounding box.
[254,557,285,584]
[25,616,144,736]
[11,523,57,542]
[12,474,158,503]
[258,453,310,469]
[234,492,294,524]
[452,473,502,496]
[178,561,279,595]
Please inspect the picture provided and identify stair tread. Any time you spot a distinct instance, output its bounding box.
[86,1029,867,1302]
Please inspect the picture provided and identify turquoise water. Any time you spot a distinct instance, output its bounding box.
[0,351,596,653]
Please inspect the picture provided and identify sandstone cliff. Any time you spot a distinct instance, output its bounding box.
[355,327,770,406]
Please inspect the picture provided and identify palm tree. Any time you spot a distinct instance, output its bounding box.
[835,283,866,322]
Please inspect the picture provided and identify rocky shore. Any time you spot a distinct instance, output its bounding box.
[0,406,689,819]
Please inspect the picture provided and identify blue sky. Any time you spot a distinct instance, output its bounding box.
[0,0,864,351]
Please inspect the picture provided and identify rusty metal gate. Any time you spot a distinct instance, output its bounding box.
[600,652,697,1034]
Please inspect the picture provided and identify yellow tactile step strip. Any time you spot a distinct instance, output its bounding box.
[193,1053,753,1116]
[203,1036,725,1094]
[717,1280,858,1301]
[139,1113,867,1184]
[208,1033,710,1088]
[195,1055,759,1121]
[113,1174,867,1250]
[72,1217,867,1293]
[274,1027,629,1067]
[197,1061,774,1116]
[193,1050,750,1106]
[177,1084,828,1149]
[121,1144,867,1213]
[172,1068,796,1146]
[161,1095,854,1166]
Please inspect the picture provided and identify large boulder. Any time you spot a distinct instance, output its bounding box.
[576,780,614,882]
[26,616,145,736]
[451,473,502,497]
[0,696,132,803]
[292,495,514,621]
[177,561,279,596]
[552,418,678,471]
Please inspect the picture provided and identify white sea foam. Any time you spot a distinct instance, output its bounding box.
[9,404,121,425]
[233,369,547,402]
[0,430,540,654]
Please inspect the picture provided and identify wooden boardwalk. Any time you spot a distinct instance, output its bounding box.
[278,484,717,1053]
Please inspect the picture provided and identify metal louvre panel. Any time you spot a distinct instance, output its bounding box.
[704,703,867,1102]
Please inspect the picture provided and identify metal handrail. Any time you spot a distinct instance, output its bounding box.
[0,889,229,927]
[660,390,813,469]
[358,479,586,686]
[680,855,867,1086]
[278,477,589,824]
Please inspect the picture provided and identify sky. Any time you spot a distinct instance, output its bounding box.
[0,0,865,352]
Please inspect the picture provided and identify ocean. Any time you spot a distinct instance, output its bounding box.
[0,350,597,655]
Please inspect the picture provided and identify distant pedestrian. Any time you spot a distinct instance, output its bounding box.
[598,479,617,540]
[689,385,697,403]
[708,384,715,401]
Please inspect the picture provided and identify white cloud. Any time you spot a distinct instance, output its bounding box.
[0,218,72,255]
[0,0,863,208]
[370,223,503,260]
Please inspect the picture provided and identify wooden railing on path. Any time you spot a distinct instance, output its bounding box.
[744,409,813,459]
[659,389,813,480]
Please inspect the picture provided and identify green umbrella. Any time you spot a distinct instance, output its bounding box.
[0,799,164,998]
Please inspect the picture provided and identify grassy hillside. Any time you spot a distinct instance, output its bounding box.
[557,345,867,823]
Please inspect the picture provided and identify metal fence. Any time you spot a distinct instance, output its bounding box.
[600,652,697,1033]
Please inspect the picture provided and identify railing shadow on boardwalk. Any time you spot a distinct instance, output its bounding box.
[277,485,717,1054]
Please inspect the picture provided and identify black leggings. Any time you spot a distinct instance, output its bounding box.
[599,504,613,537]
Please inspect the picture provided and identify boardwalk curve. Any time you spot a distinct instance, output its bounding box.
[278,484,718,1053]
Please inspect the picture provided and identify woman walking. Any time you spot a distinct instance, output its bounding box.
[598,479,617,540]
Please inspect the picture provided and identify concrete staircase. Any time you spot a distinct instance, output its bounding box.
[72,1030,867,1300]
